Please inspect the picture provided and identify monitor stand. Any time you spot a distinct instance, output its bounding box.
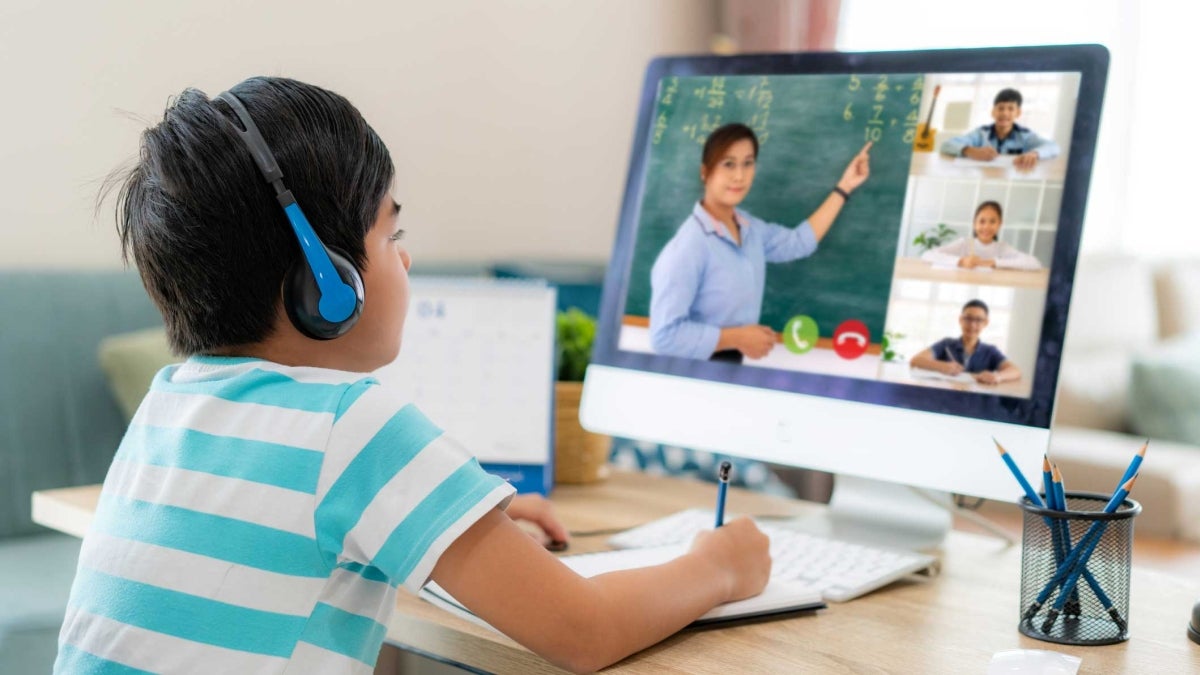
[784,475,953,552]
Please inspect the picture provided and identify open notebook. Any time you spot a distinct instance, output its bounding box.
[420,543,825,629]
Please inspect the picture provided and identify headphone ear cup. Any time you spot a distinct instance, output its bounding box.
[283,245,364,340]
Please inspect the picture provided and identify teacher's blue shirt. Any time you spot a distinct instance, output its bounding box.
[649,202,818,359]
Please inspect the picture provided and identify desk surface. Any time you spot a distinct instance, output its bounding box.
[33,472,1200,674]
[877,360,1032,398]
[909,151,1068,182]
[893,257,1050,289]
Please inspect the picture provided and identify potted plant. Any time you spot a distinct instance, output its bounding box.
[554,308,611,483]
[912,222,957,253]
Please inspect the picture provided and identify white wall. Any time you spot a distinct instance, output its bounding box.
[0,0,717,269]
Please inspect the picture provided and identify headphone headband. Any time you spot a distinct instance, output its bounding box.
[212,88,362,334]
[214,91,295,208]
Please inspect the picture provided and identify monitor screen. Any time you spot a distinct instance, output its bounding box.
[582,46,1108,501]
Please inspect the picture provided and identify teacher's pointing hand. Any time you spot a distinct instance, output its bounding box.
[836,141,872,194]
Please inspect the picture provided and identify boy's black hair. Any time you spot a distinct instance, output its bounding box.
[109,77,394,355]
[962,299,990,316]
[702,123,759,173]
[994,88,1023,107]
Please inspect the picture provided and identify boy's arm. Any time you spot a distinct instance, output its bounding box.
[431,509,770,674]
[1026,131,1060,160]
[940,128,981,157]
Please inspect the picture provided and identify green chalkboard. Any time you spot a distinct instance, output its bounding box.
[625,73,922,342]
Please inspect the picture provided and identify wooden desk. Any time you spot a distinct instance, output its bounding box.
[893,257,1049,289]
[32,473,1200,674]
[877,361,1032,398]
[909,151,1068,182]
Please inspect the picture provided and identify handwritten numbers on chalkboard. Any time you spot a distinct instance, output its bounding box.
[864,126,883,143]
[653,112,669,145]
[874,76,889,103]
[910,76,925,105]
[680,113,724,145]
[708,77,726,109]
[902,109,920,144]
[693,77,727,110]
[660,77,679,107]
[848,75,862,92]
[843,103,854,121]
[869,105,885,127]
[903,78,924,143]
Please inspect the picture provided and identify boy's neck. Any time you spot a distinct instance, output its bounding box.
[211,325,375,373]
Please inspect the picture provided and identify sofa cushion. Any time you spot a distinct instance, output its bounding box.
[0,532,82,672]
[1128,336,1200,445]
[97,327,175,422]
[1062,255,1158,353]
[1050,426,1200,542]
[0,271,162,539]
[1155,260,1200,339]
[1053,348,1131,432]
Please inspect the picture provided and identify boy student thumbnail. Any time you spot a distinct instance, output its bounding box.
[940,88,1060,170]
[921,201,1042,270]
[909,299,1021,386]
[55,77,770,675]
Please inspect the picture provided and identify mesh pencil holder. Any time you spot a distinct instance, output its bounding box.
[1017,491,1141,646]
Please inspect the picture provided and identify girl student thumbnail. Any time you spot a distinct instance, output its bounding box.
[921,200,1042,271]
[649,123,872,363]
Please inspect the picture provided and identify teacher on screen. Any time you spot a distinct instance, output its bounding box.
[649,123,872,363]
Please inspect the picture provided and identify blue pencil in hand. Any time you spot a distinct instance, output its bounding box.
[714,461,732,528]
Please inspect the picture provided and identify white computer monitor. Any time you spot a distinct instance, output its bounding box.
[581,45,1108,508]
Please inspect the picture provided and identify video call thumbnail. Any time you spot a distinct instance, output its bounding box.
[618,71,1082,400]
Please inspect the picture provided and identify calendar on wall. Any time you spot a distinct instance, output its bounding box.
[374,277,558,494]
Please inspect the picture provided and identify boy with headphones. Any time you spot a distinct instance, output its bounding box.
[55,77,770,674]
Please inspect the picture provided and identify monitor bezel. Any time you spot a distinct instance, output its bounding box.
[592,45,1109,430]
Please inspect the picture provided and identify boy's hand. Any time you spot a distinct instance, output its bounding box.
[506,494,570,547]
[975,371,1001,385]
[688,517,771,603]
[965,146,999,161]
[941,361,965,376]
[1013,152,1039,170]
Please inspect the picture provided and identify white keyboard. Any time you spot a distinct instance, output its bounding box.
[608,509,937,603]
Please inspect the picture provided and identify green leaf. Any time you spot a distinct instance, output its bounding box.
[556,308,598,381]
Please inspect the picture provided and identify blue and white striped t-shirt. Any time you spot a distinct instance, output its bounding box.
[55,356,515,674]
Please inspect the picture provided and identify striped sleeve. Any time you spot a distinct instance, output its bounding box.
[314,381,515,593]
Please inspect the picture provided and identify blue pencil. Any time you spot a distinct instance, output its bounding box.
[1041,458,1075,615]
[714,461,731,528]
[1025,476,1136,627]
[1117,440,1149,487]
[994,438,1044,508]
[1053,463,1126,631]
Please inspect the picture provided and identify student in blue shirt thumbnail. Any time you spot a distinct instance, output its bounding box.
[940,88,1060,170]
[909,299,1022,386]
[649,123,872,363]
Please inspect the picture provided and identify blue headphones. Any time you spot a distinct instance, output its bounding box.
[214,91,364,340]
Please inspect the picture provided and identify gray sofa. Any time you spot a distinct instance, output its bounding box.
[0,271,162,672]
[1049,255,1200,542]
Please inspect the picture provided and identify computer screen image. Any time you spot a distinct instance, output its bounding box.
[582,46,1107,503]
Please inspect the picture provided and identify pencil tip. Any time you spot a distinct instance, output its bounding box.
[1124,475,1138,491]
[993,438,1005,454]
[1042,455,1051,470]
[1051,464,1062,481]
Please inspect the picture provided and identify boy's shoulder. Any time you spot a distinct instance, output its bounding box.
[151,356,388,424]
